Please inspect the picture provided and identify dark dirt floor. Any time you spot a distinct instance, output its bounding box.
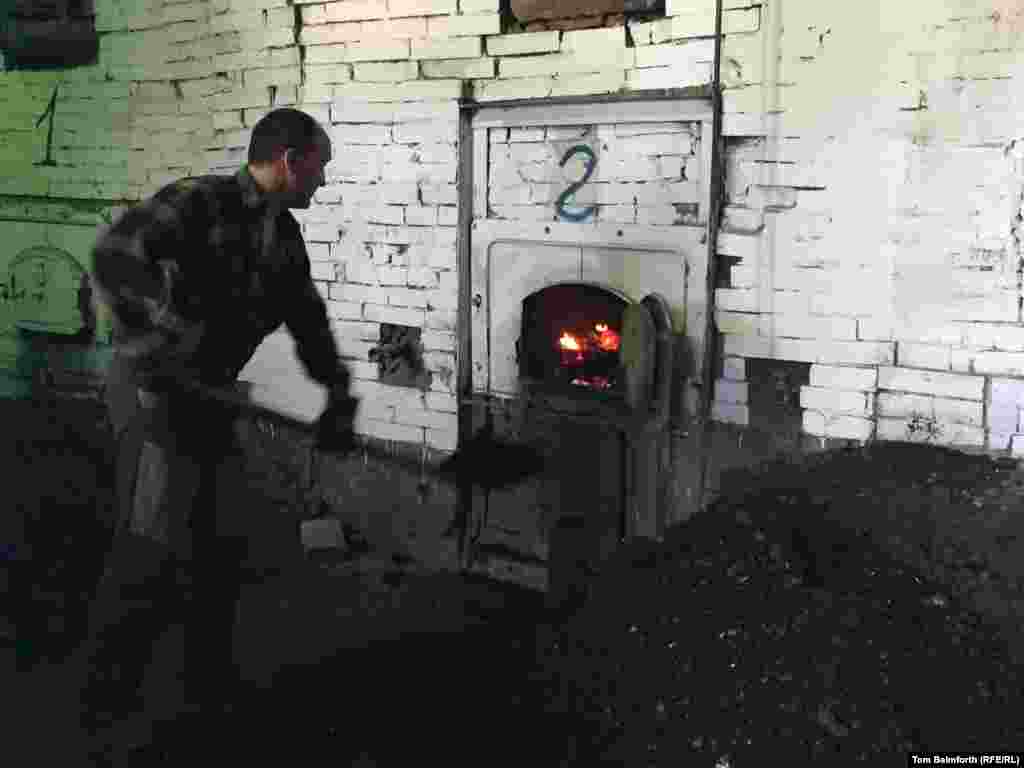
[4,397,1024,766]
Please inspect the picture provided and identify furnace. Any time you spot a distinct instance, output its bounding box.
[459,88,714,596]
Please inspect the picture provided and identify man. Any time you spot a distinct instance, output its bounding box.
[79,108,357,761]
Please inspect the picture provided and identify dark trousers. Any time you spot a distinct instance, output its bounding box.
[78,381,249,738]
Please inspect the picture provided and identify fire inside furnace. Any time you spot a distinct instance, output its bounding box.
[558,322,621,390]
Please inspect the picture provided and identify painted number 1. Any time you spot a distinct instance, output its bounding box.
[34,85,58,167]
[556,144,597,222]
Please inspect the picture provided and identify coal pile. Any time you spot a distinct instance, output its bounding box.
[532,491,1024,766]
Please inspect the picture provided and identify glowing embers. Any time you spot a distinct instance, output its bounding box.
[558,322,622,390]
[519,283,629,395]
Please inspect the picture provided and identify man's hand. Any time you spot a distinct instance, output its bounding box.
[315,387,359,455]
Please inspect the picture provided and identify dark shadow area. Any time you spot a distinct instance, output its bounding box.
[6,398,1024,765]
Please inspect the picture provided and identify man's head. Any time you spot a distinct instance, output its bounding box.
[247,108,331,210]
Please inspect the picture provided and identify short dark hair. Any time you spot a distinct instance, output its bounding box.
[248,108,324,166]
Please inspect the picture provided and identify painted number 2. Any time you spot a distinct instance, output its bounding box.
[555,144,597,222]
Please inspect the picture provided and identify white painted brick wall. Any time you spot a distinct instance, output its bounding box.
[8,0,1023,458]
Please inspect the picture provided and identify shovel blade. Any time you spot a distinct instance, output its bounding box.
[438,434,545,490]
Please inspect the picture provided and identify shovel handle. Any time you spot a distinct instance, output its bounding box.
[184,380,443,481]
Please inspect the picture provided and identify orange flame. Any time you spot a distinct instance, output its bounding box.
[559,332,581,351]
[595,325,620,352]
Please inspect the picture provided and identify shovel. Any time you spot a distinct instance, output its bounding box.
[182,380,546,492]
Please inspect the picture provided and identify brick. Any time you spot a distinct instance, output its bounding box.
[387,287,431,308]
[307,242,333,261]
[209,9,267,34]
[857,317,894,342]
[810,291,893,318]
[207,86,276,112]
[425,428,458,452]
[988,402,1019,434]
[310,261,338,281]
[438,206,457,226]
[358,418,423,444]
[876,418,985,448]
[973,352,1024,377]
[561,26,626,52]
[991,378,1024,409]
[771,314,858,341]
[244,66,302,88]
[808,365,877,392]
[722,356,745,381]
[330,282,392,304]
[422,330,456,352]
[300,4,329,24]
[421,184,457,205]
[767,339,895,367]
[485,31,560,57]
[304,44,350,65]
[421,57,496,79]
[353,61,420,82]
[300,22,364,45]
[427,13,500,38]
[425,308,456,330]
[803,411,874,442]
[394,407,457,430]
[715,379,748,404]
[715,288,757,313]
[896,343,951,371]
[407,267,439,288]
[989,431,1014,452]
[239,27,295,49]
[712,402,748,426]
[459,0,499,11]
[361,17,427,38]
[363,303,425,326]
[635,40,714,68]
[424,247,456,269]
[499,49,634,78]
[877,367,984,400]
[963,324,1024,352]
[304,63,355,85]
[388,0,457,16]
[346,40,412,61]
[392,120,457,143]
[325,0,387,21]
[801,386,873,417]
[556,73,628,101]
[626,64,712,91]
[304,220,344,241]
[473,76,553,101]
[333,80,464,101]
[412,36,483,60]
